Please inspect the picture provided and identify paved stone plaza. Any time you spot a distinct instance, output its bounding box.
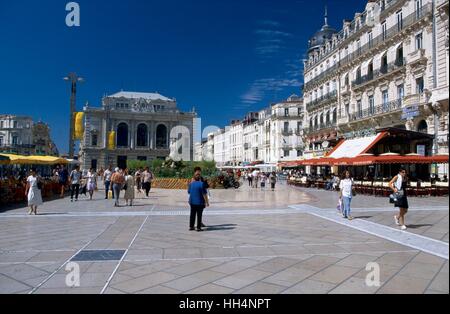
[0,182,448,294]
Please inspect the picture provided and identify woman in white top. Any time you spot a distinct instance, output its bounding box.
[86,168,97,200]
[123,169,135,206]
[25,168,43,215]
[389,167,409,230]
[339,170,354,220]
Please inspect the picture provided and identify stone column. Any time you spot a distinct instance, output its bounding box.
[130,120,135,150]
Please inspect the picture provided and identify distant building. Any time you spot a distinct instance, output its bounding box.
[195,95,305,165]
[0,115,58,156]
[79,91,196,170]
[32,122,59,156]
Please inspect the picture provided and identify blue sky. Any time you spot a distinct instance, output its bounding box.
[0,0,367,154]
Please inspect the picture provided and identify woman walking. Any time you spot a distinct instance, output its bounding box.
[339,170,354,220]
[25,168,43,215]
[124,169,135,206]
[86,168,97,200]
[390,167,409,230]
[111,168,125,207]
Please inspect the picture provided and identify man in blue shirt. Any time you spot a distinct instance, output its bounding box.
[188,168,209,232]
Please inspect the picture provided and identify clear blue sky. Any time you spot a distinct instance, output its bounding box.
[0,0,367,154]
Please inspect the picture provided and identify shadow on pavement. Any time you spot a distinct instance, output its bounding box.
[205,224,237,231]
[406,224,434,229]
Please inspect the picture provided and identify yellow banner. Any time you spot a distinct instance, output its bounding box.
[108,131,116,150]
[74,112,85,140]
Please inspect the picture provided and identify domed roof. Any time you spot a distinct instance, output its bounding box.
[308,8,337,54]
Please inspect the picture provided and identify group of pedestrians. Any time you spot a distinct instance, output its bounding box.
[244,170,277,191]
[25,162,411,231]
[337,168,409,230]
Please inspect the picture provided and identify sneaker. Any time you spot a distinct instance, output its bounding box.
[196,228,204,232]
[348,216,353,221]
[394,215,400,226]
[401,225,407,231]
[189,228,195,231]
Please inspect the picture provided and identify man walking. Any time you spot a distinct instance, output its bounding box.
[69,166,82,202]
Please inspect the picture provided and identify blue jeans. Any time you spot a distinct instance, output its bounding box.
[113,184,122,206]
[342,196,352,217]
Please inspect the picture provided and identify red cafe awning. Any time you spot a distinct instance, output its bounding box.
[280,155,449,168]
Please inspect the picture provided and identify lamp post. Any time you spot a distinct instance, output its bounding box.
[64,73,84,158]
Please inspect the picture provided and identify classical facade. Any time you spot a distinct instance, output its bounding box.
[79,91,196,170]
[302,0,449,171]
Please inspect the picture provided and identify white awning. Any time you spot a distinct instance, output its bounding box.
[328,132,388,159]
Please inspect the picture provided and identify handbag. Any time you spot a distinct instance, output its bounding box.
[37,181,43,190]
[123,184,128,191]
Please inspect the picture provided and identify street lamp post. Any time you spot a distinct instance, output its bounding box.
[64,73,84,158]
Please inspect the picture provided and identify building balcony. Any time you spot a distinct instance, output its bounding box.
[306,91,338,112]
[408,49,427,65]
[304,63,339,91]
[403,93,430,107]
[348,99,403,122]
[306,122,337,135]
[352,58,406,90]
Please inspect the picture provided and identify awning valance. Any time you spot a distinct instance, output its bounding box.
[0,154,69,165]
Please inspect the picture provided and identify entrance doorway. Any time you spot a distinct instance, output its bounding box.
[117,156,127,170]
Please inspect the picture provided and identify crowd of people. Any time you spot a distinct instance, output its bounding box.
[55,165,156,206]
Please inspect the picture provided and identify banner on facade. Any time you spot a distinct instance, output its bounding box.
[108,131,116,150]
[73,112,85,140]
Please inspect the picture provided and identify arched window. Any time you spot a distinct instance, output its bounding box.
[156,124,168,149]
[417,120,428,133]
[136,124,148,147]
[117,123,129,147]
[332,108,337,123]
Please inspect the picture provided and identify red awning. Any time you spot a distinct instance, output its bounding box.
[279,155,449,168]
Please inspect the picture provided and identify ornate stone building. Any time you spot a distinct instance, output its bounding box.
[0,115,58,156]
[302,0,449,175]
[32,122,59,156]
[0,115,34,155]
[79,91,196,170]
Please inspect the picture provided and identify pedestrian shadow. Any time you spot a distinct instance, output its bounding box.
[35,213,68,216]
[406,224,434,229]
[354,216,373,220]
[204,224,237,231]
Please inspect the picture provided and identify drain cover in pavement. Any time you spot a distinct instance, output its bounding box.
[71,250,126,262]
